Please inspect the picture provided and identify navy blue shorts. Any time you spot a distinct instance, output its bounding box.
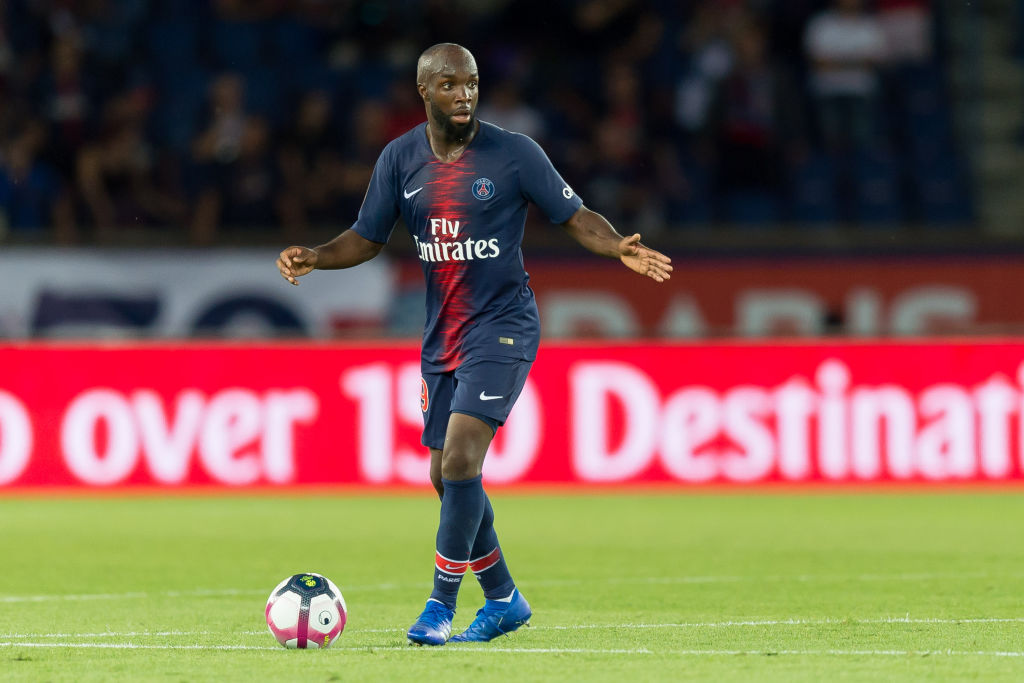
[420,357,533,450]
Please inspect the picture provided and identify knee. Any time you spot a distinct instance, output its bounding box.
[441,448,482,481]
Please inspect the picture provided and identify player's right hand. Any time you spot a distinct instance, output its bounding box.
[277,246,318,286]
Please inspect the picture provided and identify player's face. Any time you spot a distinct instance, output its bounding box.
[423,55,479,140]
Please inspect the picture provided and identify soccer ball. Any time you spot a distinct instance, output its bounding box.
[265,573,347,649]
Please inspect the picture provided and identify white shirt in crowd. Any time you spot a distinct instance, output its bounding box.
[804,11,888,97]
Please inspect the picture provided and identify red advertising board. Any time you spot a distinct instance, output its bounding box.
[2,341,1024,488]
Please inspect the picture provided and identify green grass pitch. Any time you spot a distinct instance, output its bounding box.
[1,491,1022,681]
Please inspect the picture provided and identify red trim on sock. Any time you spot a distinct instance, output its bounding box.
[435,551,468,575]
[469,547,501,574]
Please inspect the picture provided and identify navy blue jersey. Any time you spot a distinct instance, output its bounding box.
[352,121,583,372]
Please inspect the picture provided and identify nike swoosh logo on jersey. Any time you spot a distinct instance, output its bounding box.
[444,563,463,571]
[404,187,423,198]
[479,391,503,401]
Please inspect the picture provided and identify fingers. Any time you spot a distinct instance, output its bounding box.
[646,250,672,265]
[280,246,309,269]
[634,245,673,283]
[276,258,299,285]
[640,250,673,268]
[277,247,313,286]
[635,249,672,283]
[634,242,672,264]
[644,260,672,282]
[276,254,300,286]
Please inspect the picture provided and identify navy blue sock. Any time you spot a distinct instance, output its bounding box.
[469,494,516,600]
[429,475,485,609]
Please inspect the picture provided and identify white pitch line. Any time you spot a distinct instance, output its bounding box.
[3,571,1018,604]
[544,571,1009,587]
[0,631,218,639]
[4,616,1024,640]
[668,650,1024,658]
[537,616,1024,630]
[0,642,277,651]
[1,642,1023,657]
[0,592,150,603]
[0,582,411,604]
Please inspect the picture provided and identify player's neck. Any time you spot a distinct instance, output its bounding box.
[426,121,478,163]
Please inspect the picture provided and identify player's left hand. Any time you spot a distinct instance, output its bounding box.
[618,234,673,283]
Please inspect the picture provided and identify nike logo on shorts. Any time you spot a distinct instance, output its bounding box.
[404,187,423,198]
[479,391,503,401]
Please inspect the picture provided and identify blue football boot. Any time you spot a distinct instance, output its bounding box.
[407,599,454,646]
[448,589,531,642]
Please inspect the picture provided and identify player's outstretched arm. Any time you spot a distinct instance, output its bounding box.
[276,229,385,286]
[561,206,673,283]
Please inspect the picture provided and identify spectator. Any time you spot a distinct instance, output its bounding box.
[76,86,187,238]
[190,74,249,169]
[277,90,345,239]
[0,120,73,241]
[189,75,280,243]
[382,79,425,141]
[586,115,664,236]
[477,80,545,140]
[0,0,972,241]
[707,21,805,196]
[36,33,93,179]
[674,2,738,134]
[0,5,14,96]
[335,98,391,215]
[877,0,933,66]
[191,116,279,244]
[804,0,888,151]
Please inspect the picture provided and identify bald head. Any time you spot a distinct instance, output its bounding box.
[416,43,476,87]
[417,43,480,146]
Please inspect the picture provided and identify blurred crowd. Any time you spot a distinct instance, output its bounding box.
[0,0,971,245]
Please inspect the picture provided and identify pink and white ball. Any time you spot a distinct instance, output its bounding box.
[265,573,347,649]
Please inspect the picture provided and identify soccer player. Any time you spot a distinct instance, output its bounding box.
[276,43,672,645]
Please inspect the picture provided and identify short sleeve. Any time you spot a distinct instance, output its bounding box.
[515,134,583,224]
[350,144,400,244]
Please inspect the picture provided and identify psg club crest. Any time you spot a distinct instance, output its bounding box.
[472,178,495,201]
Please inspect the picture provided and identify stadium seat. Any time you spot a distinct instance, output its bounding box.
[151,0,202,20]
[242,67,282,123]
[668,155,713,225]
[789,153,840,225]
[722,190,781,226]
[149,68,208,152]
[896,63,946,116]
[209,19,266,69]
[147,20,200,76]
[353,61,400,100]
[912,153,974,225]
[906,107,955,165]
[271,19,321,71]
[853,151,904,225]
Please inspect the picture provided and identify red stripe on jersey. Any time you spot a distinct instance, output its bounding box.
[435,551,469,575]
[469,547,501,574]
[426,154,477,371]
